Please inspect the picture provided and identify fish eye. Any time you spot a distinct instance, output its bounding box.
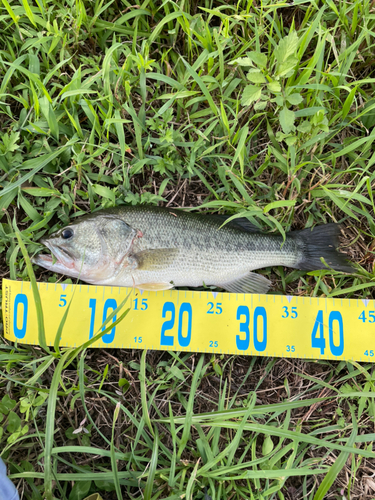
[61,228,74,239]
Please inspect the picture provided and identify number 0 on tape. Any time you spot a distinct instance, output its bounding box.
[2,279,375,362]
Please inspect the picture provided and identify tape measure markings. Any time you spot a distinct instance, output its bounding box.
[2,279,375,362]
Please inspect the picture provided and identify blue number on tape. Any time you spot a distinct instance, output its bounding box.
[253,306,267,352]
[59,295,67,307]
[311,310,325,354]
[236,306,268,352]
[328,311,344,356]
[134,298,148,311]
[311,310,344,356]
[13,293,28,339]
[207,302,222,315]
[282,306,298,319]
[88,298,117,343]
[160,302,175,346]
[236,305,250,351]
[178,303,192,347]
[358,311,375,323]
[102,299,117,344]
[89,299,96,340]
[160,302,192,347]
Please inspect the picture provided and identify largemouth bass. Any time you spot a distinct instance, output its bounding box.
[33,206,352,294]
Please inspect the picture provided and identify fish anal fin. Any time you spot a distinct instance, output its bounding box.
[133,248,179,271]
[136,282,174,291]
[217,273,271,294]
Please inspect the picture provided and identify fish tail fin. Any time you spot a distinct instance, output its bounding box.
[289,224,353,273]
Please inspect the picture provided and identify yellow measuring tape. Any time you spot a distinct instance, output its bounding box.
[2,278,374,362]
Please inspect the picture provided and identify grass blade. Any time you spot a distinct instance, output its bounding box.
[44,349,73,499]
[312,405,358,500]
[177,354,205,460]
[144,425,159,500]
[14,227,48,352]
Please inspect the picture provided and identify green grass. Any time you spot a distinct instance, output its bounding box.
[1,0,375,498]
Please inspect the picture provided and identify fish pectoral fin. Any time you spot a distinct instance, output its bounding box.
[136,282,174,291]
[133,248,179,271]
[217,273,272,294]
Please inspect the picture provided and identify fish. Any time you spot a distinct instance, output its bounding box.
[32,205,353,294]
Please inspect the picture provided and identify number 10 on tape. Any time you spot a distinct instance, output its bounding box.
[2,279,375,362]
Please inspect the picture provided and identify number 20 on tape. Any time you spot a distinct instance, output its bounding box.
[2,279,375,362]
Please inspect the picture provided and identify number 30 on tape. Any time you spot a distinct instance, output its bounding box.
[2,279,375,362]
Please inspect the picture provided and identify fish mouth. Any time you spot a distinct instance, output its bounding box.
[54,246,75,268]
[32,241,76,272]
[32,253,74,274]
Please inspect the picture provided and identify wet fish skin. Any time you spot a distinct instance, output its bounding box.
[32,205,352,293]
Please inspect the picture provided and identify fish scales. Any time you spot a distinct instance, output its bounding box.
[100,206,301,286]
[32,206,353,293]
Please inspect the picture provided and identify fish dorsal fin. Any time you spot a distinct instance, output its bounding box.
[217,273,271,294]
[133,248,179,271]
[210,215,262,233]
[136,282,174,291]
